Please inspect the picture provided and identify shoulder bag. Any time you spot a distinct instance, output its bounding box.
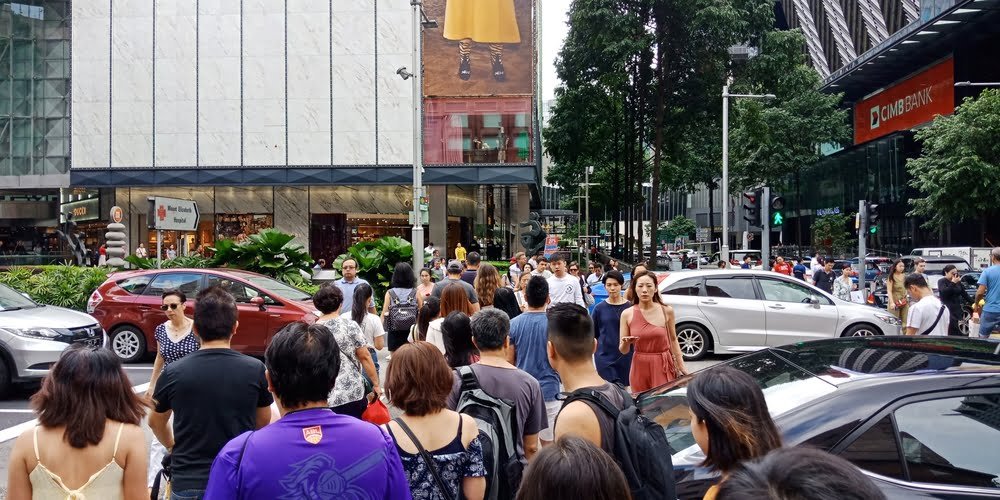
[919,305,947,336]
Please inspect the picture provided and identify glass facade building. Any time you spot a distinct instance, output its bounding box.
[0,1,70,178]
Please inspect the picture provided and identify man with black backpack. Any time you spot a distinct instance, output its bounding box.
[447,308,546,499]
[546,303,677,500]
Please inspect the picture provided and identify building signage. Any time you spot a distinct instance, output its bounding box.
[148,197,200,231]
[59,198,100,223]
[816,207,841,216]
[854,58,954,145]
[543,235,559,258]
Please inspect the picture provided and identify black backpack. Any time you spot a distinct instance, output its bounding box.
[562,386,677,500]
[455,366,523,500]
[385,289,417,332]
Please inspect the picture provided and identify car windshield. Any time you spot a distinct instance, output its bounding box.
[0,284,40,311]
[637,350,838,464]
[924,261,972,274]
[230,272,312,301]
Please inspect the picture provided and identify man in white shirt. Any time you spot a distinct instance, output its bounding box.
[586,261,604,286]
[904,274,949,336]
[531,258,553,279]
[510,252,527,283]
[546,253,585,307]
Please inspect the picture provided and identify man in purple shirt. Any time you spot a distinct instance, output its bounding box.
[204,322,411,500]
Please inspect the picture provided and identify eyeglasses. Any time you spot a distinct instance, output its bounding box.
[161,303,181,311]
[569,268,579,272]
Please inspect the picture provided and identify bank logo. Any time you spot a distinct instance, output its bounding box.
[870,106,880,130]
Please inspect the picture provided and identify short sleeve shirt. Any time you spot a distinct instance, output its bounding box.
[906,295,950,336]
[152,349,273,492]
[335,278,369,313]
[431,277,479,304]
[355,313,386,347]
[978,264,1000,313]
[204,408,412,500]
[446,364,547,465]
[318,317,367,406]
[508,312,562,401]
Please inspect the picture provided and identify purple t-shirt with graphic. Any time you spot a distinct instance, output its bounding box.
[204,408,412,500]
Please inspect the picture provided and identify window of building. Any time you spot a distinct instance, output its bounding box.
[424,98,534,165]
[0,1,71,177]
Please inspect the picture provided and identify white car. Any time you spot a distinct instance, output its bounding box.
[659,269,902,360]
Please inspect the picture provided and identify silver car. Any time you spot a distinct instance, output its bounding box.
[0,283,105,397]
[659,269,902,360]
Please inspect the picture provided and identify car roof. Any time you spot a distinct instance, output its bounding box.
[108,268,271,281]
[904,255,969,262]
[770,336,1000,387]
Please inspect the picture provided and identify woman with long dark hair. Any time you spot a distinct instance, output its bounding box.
[492,287,522,320]
[352,283,386,374]
[414,296,441,342]
[8,344,150,499]
[442,311,479,368]
[687,365,782,499]
[381,262,422,354]
[619,271,687,392]
[426,283,477,353]
[886,259,909,323]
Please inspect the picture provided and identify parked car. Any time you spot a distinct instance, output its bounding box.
[0,283,105,397]
[659,269,902,360]
[638,336,1000,499]
[901,255,974,293]
[89,268,318,362]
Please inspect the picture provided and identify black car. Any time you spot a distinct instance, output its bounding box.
[637,336,1000,499]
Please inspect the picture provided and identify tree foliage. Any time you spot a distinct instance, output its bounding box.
[663,215,697,242]
[729,30,850,193]
[811,214,853,257]
[907,89,1000,238]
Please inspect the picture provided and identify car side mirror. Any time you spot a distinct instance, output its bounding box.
[808,295,820,305]
[249,296,266,311]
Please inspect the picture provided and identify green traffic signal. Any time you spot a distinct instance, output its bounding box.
[870,225,878,234]
[771,211,783,226]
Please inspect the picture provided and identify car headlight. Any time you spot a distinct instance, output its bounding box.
[1,327,63,339]
[874,314,902,326]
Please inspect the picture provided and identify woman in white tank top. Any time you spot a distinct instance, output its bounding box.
[7,344,150,500]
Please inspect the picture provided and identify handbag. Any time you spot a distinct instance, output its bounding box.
[659,304,685,378]
[393,418,455,500]
[363,399,391,425]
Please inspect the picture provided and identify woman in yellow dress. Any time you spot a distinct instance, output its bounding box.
[444,0,521,82]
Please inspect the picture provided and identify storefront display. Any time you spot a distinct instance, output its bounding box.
[216,214,274,242]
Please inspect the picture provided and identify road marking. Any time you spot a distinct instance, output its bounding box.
[0,382,149,444]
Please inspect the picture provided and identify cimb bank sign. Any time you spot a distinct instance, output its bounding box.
[854,58,954,145]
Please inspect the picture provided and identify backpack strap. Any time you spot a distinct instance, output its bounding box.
[457,365,480,393]
[389,289,400,304]
[562,387,625,418]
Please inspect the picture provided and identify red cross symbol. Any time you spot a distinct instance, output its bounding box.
[157,205,167,221]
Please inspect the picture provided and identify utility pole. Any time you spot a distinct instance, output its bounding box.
[858,199,867,293]
[408,0,434,272]
[762,186,770,270]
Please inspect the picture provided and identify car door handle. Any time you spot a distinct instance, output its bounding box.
[701,300,718,305]
[138,305,151,311]
[768,304,785,310]
[269,314,281,318]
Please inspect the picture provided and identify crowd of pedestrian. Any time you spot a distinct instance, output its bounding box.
[7,248,896,500]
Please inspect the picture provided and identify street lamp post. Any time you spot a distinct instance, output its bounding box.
[721,86,776,264]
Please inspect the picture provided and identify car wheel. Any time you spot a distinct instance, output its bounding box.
[110,326,147,363]
[676,324,709,361]
[843,324,881,337]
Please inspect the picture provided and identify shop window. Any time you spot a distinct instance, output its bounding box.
[424,98,534,165]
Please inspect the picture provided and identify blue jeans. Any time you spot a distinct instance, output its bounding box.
[979,311,1000,338]
[171,490,205,500]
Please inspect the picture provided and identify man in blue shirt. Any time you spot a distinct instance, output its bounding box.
[205,321,410,499]
[335,258,373,313]
[974,247,1000,338]
[792,258,808,281]
[507,276,561,445]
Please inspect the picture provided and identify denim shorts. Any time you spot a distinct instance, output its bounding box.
[979,310,1000,338]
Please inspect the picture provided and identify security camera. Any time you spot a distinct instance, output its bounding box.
[397,67,413,80]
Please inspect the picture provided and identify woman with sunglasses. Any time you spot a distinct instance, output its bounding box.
[568,263,593,307]
[145,289,199,490]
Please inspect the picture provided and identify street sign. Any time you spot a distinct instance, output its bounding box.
[695,228,710,242]
[148,197,200,231]
[110,206,124,224]
[408,210,429,224]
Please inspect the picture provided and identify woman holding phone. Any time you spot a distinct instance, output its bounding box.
[619,271,688,392]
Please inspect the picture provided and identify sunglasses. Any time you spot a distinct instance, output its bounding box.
[569,268,579,272]
[161,303,181,311]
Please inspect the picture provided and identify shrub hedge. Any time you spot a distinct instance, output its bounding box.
[0,266,111,311]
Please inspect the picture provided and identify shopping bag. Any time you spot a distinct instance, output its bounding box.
[363,399,391,425]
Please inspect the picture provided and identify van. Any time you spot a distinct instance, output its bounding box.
[911,247,992,270]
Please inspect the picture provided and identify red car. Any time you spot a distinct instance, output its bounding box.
[88,268,318,362]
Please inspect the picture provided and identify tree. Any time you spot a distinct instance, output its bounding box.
[663,215,697,242]
[907,89,1000,244]
[811,214,853,257]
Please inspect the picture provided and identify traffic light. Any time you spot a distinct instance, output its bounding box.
[743,190,762,227]
[769,196,785,227]
[866,202,880,233]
